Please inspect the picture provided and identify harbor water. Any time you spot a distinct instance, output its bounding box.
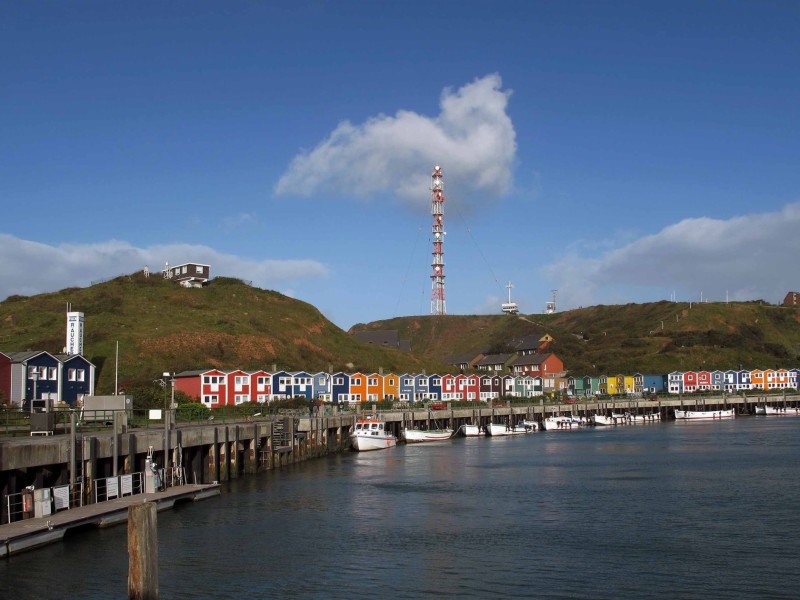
[3,417,800,599]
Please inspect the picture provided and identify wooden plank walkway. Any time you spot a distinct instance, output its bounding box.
[0,483,220,558]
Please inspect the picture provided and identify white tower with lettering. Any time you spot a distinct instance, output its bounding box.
[66,311,85,356]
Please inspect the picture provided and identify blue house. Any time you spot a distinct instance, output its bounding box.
[271,371,293,399]
[428,374,443,401]
[290,371,313,399]
[329,372,350,404]
[398,374,415,402]
[640,374,666,394]
[0,351,62,409]
[57,354,96,406]
[311,372,331,401]
[413,374,430,401]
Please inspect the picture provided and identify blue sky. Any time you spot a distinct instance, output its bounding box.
[2,1,799,330]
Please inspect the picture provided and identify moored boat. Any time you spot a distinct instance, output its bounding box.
[520,419,540,432]
[402,428,454,443]
[593,414,615,426]
[485,422,534,436]
[674,408,735,420]
[460,423,485,437]
[350,417,397,451]
[762,405,800,415]
[542,415,585,431]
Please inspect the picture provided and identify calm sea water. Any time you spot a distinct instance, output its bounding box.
[3,417,800,599]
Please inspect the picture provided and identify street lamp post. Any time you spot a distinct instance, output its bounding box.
[162,372,174,475]
[30,369,40,414]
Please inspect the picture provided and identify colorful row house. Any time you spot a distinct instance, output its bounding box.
[173,369,570,407]
[0,350,96,408]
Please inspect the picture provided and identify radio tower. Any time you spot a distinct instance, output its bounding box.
[430,165,447,315]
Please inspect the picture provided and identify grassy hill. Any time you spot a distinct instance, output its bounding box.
[0,273,444,394]
[351,300,800,375]
[4,273,800,399]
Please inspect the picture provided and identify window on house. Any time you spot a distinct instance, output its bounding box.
[182,266,188,274]
[68,369,76,381]
[77,370,85,382]
[196,265,203,273]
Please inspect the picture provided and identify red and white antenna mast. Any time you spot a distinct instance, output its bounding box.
[430,165,446,315]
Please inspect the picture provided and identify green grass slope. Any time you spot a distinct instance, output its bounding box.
[0,273,442,394]
[352,300,800,375]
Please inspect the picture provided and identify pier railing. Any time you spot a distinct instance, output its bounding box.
[5,482,84,524]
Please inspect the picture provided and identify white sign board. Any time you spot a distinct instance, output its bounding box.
[121,474,133,496]
[53,485,71,511]
[149,409,163,420]
[106,477,119,499]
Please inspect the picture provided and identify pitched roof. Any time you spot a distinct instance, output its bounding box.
[510,352,556,366]
[446,352,481,365]
[475,353,514,366]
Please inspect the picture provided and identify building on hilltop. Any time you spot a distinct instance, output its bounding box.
[783,291,800,307]
[162,262,211,288]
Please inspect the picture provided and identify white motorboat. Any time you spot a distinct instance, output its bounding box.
[753,405,766,415]
[402,428,454,443]
[460,424,485,437]
[520,419,540,432]
[593,414,615,426]
[760,405,800,415]
[674,408,735,420]
[485,422,534,436]
[542,415,585,431]
[350,417,397,451]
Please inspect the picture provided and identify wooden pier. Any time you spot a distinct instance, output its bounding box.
[0,483,219,558]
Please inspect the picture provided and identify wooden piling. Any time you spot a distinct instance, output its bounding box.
[128,502,158,600]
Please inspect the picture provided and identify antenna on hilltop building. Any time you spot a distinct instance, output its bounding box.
[546,289,557,314]
[430,165,447,316]
[502,281,518,314]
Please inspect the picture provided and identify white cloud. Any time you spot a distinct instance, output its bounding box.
[222,212,259,232]
[0,234,328,300]
[544,204,800,308]
[274,73,516,209]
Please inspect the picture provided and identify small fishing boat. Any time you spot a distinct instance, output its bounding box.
[350,417,397,451]
[402,427,454,443]
[674,408,735,420]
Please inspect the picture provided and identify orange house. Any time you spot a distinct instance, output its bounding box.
[365,372,384,402]
[383,373,399,400]
[750,369,766,390]
[349,372,367,403]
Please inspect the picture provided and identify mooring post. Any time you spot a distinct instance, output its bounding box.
[128,502,158,600]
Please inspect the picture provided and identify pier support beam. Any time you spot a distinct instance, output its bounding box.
[128,502,158,600]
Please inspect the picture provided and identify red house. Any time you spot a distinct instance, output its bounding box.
[510,353,564,378]
[251,370,272,402]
